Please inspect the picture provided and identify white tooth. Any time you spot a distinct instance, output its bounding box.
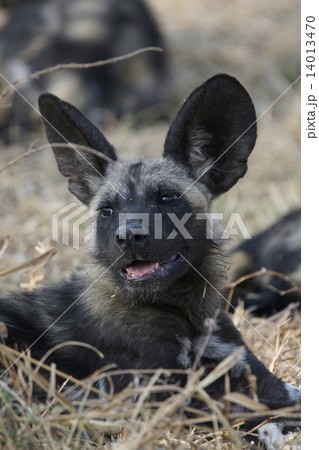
[155,263,159,270]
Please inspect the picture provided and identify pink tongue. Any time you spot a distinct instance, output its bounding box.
[126,262,157,278]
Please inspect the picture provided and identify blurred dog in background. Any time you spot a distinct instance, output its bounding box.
[228,208,301,315]
[0,0,169,138]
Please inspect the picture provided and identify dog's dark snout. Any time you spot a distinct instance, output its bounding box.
[115,220,148,251]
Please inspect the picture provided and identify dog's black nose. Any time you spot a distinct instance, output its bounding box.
[115,220,148,252]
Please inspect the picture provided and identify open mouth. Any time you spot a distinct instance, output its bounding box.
[121,253,185,282]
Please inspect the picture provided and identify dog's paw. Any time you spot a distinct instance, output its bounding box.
[258,422,301,449]
[284,382,301,404]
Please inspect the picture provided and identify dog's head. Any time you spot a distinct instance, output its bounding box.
[39,74,256,294]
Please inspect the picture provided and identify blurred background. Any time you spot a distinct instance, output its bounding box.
[0,0,300,291]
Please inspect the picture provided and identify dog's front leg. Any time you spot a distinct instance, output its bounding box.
[194,311,300,448]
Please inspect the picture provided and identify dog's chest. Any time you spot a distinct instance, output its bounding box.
[84,298,196,369]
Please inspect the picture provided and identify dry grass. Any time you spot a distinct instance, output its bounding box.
[0,0,300,448]
[0,303,300,449]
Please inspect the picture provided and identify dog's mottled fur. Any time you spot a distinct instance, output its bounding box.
[229,208,301,314]
[0,74,300,448]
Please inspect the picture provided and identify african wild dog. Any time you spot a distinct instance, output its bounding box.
[229,208,301,315]
[0,74,300,447]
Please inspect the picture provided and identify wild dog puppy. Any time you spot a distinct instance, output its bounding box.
[0,75,300,447]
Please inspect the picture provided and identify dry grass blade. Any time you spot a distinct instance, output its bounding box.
[0,341,300,448]
[0,143,116,174]
[225,267,300,291]
[0,380,34,415]
[228,404,301,422]
[0,236,9,261]
[0,47,163,102]
[0,344,102,400]
[119,352,246,449]
[225,268,300,312]
[0,323,8,341]
[130,368,164,421]
[33,341,104,374]
[1,356,73,410]
[0,142,142,198]
[267,284,300,296]
[199,347,244,389]
[223,392,268,412]
[0,247,56,278]
[195,386,243,448]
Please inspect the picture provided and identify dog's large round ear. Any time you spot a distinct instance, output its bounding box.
[163,74,257,196]
[38,93,118,204]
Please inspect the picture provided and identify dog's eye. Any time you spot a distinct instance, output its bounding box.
[100,207,113,217]
[160,194,178,204]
